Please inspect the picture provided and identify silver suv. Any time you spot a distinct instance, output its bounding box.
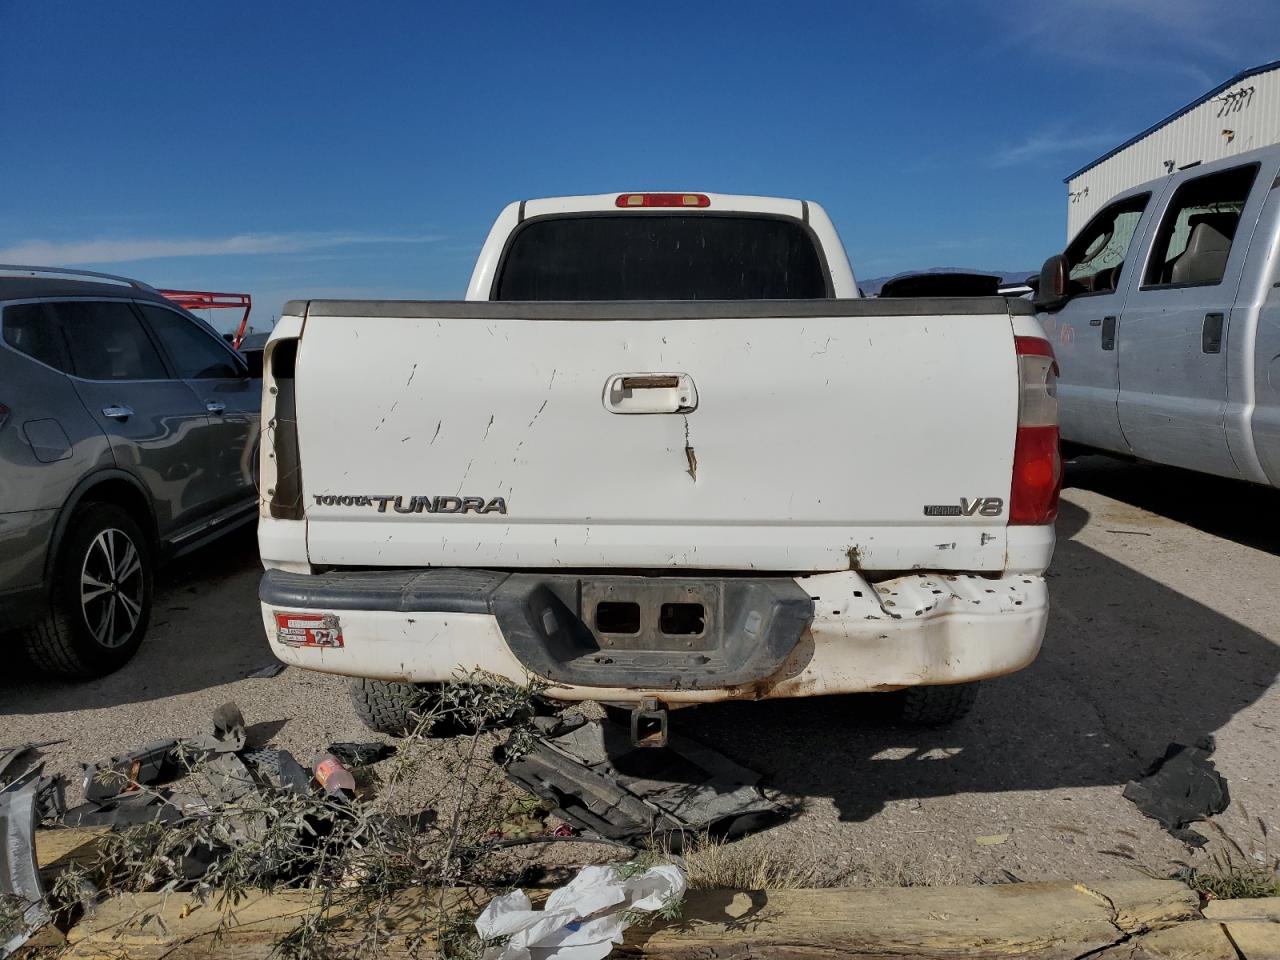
[0,266,261,677]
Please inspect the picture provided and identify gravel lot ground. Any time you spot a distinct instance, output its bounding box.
[4,454,1278,884]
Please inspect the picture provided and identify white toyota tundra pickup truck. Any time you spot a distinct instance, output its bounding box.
[257,192,1060,737]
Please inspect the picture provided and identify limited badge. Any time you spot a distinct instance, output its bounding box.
[274,612,344,648]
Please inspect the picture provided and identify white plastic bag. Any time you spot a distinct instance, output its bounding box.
[475,862,686,960]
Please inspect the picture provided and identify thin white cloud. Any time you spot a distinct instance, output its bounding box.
[990,0,1272,84]
[991,130,1120,168]
[0,231,444,266]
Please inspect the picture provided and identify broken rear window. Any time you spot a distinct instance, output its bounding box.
[494,214,830,301]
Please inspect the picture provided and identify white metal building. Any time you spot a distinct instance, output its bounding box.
[1065,60,1280,240]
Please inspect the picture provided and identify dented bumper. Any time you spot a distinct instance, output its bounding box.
[260,568,1048,703]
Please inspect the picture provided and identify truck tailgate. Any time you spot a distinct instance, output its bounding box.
[291,300,1020,572]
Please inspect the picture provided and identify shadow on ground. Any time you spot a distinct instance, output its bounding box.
[1065,453,1280,554]
[677,462,1280,822]
[1,523,266,715]
[5,458,1278,827]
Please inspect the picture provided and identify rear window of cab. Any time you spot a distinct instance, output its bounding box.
[494,214,830,301]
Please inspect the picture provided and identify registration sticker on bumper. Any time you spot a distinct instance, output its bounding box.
[274,612,344,648]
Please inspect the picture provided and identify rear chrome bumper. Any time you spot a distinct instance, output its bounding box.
[260,568,1048,703]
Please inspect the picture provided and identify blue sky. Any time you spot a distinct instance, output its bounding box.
[1,1,1276,332]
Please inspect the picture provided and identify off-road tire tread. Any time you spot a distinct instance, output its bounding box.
[349,678,423,736]
[894,682,980,726]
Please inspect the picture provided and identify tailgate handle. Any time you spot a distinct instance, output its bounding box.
[604,372,698,414]
[621,375,680,390]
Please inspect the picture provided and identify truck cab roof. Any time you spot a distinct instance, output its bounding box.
[465,192,859,300]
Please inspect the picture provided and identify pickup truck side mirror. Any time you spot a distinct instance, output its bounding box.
[1032,254,1069,312]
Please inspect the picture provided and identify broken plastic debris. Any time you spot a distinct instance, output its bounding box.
[976,834,1009,846]
[500,714,783,847]
[326,742,395,767]
[0,782,51,959]
[0,742,61,790]
[80,703,249,805]
[81,739,184,804]
[475,862,685,960]
[242,749,311,796]
[1122,742,1229,847]
[205,702,248,753]
[0,743,67,825]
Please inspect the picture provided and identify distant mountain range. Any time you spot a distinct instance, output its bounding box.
[859,266,1038,296]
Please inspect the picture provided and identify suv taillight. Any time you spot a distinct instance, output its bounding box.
[1011,335,1061,525]
[0,403,9,430]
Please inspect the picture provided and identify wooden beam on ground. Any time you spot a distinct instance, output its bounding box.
[1202,895,1280,920]
[56,880,1209,960]
[34,825,111,885]
[618,880,1199,959]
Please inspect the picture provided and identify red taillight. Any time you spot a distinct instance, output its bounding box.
[0,403,9,430]
[615,193,710,208]
[1011,336,1061,525]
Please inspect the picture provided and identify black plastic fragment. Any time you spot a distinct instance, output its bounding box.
[500,715,785,849]
[327,742,395,767]
[1122,742,1230,846]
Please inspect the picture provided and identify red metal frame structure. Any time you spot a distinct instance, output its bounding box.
[157,290,253,349]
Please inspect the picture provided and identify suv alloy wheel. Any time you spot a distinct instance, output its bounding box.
[23,503,153,677]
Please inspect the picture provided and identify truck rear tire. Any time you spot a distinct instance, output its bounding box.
[889,682,980,726]
[349,678,428,735]
[349,678,471,737]
[22,503,153,679]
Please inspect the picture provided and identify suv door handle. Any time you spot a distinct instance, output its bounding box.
[101,405,134,421]
[1202,312,1225,354]
[1100,316,1117,351]
[205,401,227,415]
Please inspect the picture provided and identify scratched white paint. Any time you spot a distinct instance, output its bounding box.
[262,570,1049,700]
[291,308,1023,573]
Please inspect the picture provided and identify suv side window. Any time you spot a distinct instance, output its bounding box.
[49,300,168,381]
[1143,164,1258,287]
[137,304,242,379]
[2,302,74,372]
[1065,193,1149,296]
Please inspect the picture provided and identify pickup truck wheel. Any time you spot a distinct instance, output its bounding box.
[22,503,153,679]
[889,682,980,726]
[349,679,465,736]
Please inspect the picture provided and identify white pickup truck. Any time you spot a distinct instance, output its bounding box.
[257,192,1060,738]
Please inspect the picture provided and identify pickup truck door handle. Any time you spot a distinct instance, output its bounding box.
[604,372,698,414]
[1100,316,1117,351]
[205,401,227,415]
[101,405,134,421]
[1202,313,1225,354]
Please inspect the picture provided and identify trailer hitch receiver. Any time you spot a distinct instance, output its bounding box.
[631,697,669,748]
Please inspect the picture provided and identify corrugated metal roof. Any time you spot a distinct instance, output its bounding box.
[1063,59,1280,183]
